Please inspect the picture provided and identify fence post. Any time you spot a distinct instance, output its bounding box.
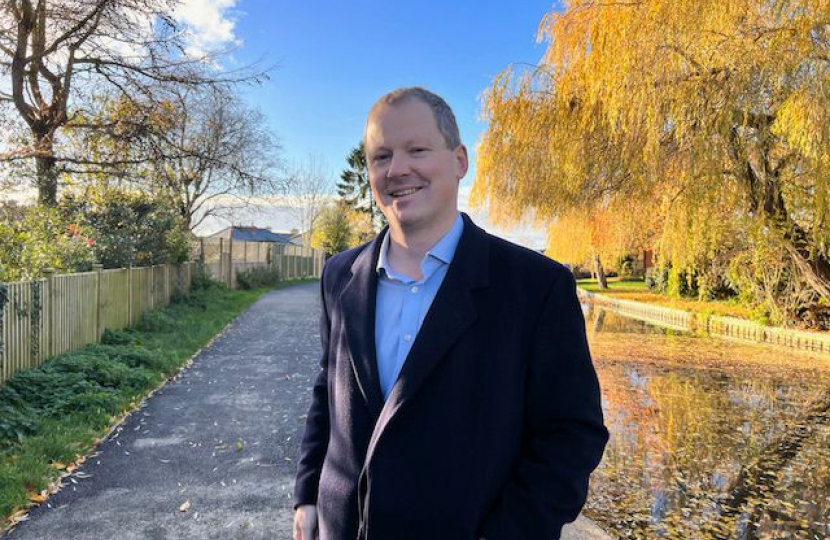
[127,266,133,327]
[149,265,155,311]
[42,268,55,359]
[93,263,104,340]
[228,235,234,288]
[219,238,225,286]
[164,264,170,304]
[0,283,7,381]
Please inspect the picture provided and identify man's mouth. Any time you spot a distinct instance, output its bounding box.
[389,187,423,198]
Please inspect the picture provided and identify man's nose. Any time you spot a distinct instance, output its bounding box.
[386,153,411,177]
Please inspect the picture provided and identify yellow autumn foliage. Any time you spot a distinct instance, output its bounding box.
[475,0,830,312]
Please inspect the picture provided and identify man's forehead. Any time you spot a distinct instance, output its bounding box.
[365,101,438,143]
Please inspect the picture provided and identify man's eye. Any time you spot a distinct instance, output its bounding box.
[372,154,390,162]
[411,148,426,153]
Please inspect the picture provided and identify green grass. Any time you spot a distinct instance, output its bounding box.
[577,277,648,293]
[0,277,317,527]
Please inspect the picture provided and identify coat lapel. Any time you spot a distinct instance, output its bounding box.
[339,230,387,418]
[365,213,491,463]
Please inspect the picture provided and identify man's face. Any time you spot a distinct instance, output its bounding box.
[364,99,468,235]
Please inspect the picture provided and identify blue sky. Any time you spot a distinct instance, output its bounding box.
[178,0,561,246]
[230,0,556,183]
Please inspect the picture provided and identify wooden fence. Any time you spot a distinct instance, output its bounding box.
[191,238,325,289]
[1,238,325,387]
[0,263,193,387]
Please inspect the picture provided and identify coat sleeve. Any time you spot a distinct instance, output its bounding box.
[293,267,332,508]
[480,269,608,539]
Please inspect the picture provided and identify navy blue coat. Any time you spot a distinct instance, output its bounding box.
[294,213,607,540]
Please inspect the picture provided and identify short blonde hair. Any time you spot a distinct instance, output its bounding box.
[365,87,461,149]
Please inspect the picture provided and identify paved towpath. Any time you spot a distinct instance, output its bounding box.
[4,281,609,540]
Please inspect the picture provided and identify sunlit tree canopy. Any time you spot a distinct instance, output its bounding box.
[474,0,830,321]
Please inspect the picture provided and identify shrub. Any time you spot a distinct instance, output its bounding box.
[135,309,175,333]
[0,205,96,282]
[60,188,193,269]
[236,266,280,290]
[3,370,99,416]
[101,328,139,346]
[190,261,226,292]
[92,344,165,371]
[0,398,37,444]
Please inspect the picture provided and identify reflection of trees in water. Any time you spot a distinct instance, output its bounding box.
[586,354,830,540]
[587,306,685,336]
[703,388,830,540]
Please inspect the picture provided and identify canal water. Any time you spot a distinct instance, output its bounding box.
[582,305,830,540]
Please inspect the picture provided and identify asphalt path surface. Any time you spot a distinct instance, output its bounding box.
[4,281,322,540]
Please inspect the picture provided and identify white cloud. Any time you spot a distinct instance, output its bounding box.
[175,0,242,57]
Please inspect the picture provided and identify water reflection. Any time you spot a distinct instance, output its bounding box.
[584,305,830,540]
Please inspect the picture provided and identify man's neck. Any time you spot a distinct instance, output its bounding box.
[386,213,458,280]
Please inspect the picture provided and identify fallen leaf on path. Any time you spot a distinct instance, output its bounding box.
[27,492,47,503]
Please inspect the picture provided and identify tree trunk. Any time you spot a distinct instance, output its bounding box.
[764,179,830,301]
[34,131,58,206]
[593,253,608,289]
[740,149,830,303]
[35,154,58,207]
[780,223,830,301]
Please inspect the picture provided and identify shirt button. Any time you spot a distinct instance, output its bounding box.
[404,333,412,342]
[411,286,419,293]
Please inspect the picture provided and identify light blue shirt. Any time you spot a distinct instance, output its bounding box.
[375,213,464,400]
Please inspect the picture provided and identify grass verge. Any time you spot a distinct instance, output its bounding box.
[577,277,753,320]
[0,277,317,530]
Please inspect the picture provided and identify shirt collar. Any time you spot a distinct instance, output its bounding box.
[376,212,464,276]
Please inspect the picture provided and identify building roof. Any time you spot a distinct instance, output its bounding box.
[210,226,297,245]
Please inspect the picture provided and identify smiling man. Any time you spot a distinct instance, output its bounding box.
[293,87,608,540]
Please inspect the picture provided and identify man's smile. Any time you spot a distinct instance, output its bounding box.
[388,186,424,198]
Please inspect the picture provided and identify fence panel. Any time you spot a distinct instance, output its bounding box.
[152,266,167,307]
[0,281,46,383]
[101,268,131,331]
[52,272,98,358]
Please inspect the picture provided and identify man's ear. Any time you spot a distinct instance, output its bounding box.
[455,144,469,179]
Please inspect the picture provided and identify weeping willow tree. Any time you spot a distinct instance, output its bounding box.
[546,196,659,288]
[474,0,830,322]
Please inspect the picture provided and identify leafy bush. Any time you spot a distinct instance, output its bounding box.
[645,266,669,293]
[0,205,96,282]
[0,344,158,450]
[61,390,121,416]
[92,344,165,371]
[646,265,700,298]
[135,309,175,333]
[236,266,280,290]
[47,352,155,392]
[101,328,139,346]
[3,370,99,416]
[0,398,37,444]
[190,261,226,292]
[61,188,192,269]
